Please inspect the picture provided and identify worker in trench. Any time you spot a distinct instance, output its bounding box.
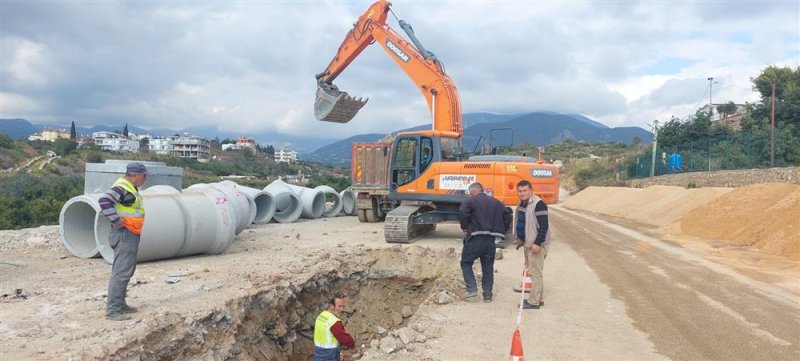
[313,294,356,361]
[459,182,512,303]
[98,162,148,321]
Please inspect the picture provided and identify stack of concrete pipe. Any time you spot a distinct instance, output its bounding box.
[59,176,356,263]
[60,185,237,264]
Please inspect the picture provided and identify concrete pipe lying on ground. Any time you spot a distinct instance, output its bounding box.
[59,193,105,259]
[339,188,356,216]
[219,181,276,224]
[282,181,326,219]
[263,180,303,223]
[266,179,324,220]
[314,185,343,217]
[185,182,256,235]
[97,185,237,264]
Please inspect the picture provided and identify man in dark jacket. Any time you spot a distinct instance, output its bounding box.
[459,182,511,303]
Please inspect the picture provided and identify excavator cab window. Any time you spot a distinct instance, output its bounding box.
[420,137,433,173]
[392,137,417,187]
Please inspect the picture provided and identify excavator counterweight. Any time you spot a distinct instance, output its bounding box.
[314,81,368,123]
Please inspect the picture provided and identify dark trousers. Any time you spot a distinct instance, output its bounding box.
[460,235,496,299]
[106,228,140,314]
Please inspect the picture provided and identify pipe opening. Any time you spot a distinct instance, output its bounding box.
[60,199,101,258]
[272,193,302,223]
[252,193,276,224]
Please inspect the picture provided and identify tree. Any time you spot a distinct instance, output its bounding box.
[69,121,77,139]
[632,136,641,146]
[139,138,150,153]
[751,66,800,130]
[53,138,78,156]
[716,101,737,116]
[123,123,129,137]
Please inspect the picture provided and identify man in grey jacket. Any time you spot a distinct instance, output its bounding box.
[514,180,551,309]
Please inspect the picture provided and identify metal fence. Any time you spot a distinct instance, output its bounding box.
[624,126,795,179]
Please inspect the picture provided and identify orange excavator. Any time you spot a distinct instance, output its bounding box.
[315,0,559,243]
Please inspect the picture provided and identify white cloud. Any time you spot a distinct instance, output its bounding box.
[0,0,797,143]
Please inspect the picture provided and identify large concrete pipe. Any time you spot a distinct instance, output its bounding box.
[282,181,325,219]
[59,194,104,258]
[340,188,356,216]
[96,185,237,264]
[314,185,343,218]
[263,180,302,223]
[219,181,275,224]
[185,182,256,234]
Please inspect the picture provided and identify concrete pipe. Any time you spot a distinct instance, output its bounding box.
[185,182,256,234]
[59,194,105,258]
[314,185,343,218]
[282,182,326,219]
[263,180,304,222]
[219,181,275,224]
[339,188,356,216]
[97,185,237,264]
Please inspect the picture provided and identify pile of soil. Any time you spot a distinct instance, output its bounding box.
[679,183,800,259]
[563,183,799,260]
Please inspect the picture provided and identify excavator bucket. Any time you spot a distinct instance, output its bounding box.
[315,82,368,123]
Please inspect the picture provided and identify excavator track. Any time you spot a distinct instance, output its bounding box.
[384,205,436,243]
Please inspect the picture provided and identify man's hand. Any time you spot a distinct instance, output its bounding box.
[531,244,541,254]
[112,222,125,230]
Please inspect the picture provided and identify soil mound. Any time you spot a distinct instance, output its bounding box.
[564,183,799,259]
[679,183,800,259]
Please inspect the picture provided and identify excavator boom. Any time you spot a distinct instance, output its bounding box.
[314,0,462,136]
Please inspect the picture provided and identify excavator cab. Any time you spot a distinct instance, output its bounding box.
[315,81,369,123]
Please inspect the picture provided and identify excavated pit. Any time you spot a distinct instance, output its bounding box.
[105,246,459,361]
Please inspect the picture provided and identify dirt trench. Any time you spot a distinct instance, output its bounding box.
[104,246,459,361]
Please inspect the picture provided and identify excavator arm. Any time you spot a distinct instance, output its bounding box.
[315,0,462,138]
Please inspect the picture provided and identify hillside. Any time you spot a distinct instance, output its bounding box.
[303,111,652,166]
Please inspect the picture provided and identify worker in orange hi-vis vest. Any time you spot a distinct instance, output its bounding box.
[98,162,148,321]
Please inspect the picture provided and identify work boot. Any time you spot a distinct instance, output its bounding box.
[483,297,492,303]
[106,312,131,321]
[121,305,138,313]
[522,300,541,309]
[464,290,477,299]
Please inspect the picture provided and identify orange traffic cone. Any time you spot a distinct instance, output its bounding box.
[509,328,524,361]
[513,269,532,293]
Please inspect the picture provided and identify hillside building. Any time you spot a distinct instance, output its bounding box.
[275,148,298,163]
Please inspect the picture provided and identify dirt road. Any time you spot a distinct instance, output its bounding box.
[550,206,799,361]
[1,204,798,360]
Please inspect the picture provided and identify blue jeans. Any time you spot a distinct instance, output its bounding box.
[460,235,495,299]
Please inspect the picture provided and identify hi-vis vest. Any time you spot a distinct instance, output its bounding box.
[314,310,341,349]
[114,177,145,235]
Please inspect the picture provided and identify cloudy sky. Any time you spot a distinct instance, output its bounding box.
[1,0,798,140]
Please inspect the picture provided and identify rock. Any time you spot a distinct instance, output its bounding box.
[370,339,380,349]
[415,334,427,343]
[405,343,416,352]
[395,327,417,345]
[436,291,453,305]
[391,312,403,326]
[400,306,413,318]
[25,236,48,247]
[379,336,402,354]
[495,249,503,260]
[375,325,386,335]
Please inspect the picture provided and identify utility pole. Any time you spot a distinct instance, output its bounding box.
[707,77,714,105]
[770,79,776,167]
[650,120,658,177]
